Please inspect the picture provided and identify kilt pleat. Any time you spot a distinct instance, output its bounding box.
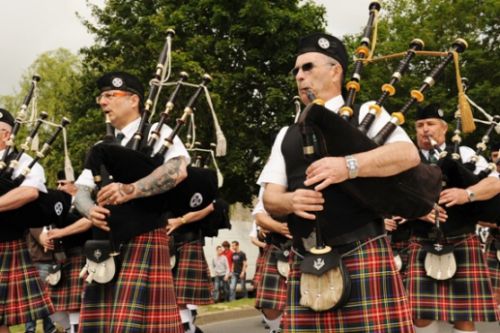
[252,250,266,288]
[284,236,414,333]
[254,244,288,311]
[47,254,86,312]
[484,235,500,291]
[405,233,500,322]
[78,229,183,333]
[0,239,54,326]
[173,240,213,305]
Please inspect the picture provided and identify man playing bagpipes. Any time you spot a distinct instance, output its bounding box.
[38,171,92,333]
[261,32,420,333]
[404,104,500,333]
[163,165,227,333]
[0,108,55,333]
[251,188,291,333]
[482,141,500,308]
[74,72,188,333]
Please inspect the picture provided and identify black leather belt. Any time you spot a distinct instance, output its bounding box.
[267,232,290,247]
[66,246,84,257]
[325,220,385,247]
[413,224,475,239]
[173,230,202,246]
[294,220,385,256]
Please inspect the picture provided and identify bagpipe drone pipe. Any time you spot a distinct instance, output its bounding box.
[0,75,72,228]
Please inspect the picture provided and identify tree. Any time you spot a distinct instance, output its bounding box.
[75,0,328,204]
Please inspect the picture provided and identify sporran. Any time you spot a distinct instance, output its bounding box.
[80,240,120,284]
[299,250,351,311]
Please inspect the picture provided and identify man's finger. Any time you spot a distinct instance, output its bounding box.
[295,211,317,220]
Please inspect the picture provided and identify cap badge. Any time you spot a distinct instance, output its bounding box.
[0,112,3,119]
[438,109,444,117]
[318,37,330,49]
[112,77,124,88]
[54,202,63,216]
[190,192,203,208]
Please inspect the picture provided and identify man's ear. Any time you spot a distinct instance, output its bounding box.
[130,94,141,109]
[331,64,343,86]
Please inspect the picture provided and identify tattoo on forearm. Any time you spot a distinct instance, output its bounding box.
[135,157,184,198]
[74,185,95,218]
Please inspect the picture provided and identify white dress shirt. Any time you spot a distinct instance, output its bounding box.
[0,149,47,192]
[421,142,499,178]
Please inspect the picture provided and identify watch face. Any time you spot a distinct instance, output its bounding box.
[467,190,475,202]
[346,156,358,179]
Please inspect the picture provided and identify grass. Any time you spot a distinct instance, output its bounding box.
[8,298,255,332]
[197,297,255,315]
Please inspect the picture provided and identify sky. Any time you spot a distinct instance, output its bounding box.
[0,0,375,96]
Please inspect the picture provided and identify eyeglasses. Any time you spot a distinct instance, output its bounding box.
[95,91,132,103]
[290,62,337,77]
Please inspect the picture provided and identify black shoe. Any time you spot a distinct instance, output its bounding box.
[194,326,204,333]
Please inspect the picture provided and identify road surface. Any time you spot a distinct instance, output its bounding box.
[199,315,500,333]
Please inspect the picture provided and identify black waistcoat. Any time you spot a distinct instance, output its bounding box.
[1,150,32,242]
[281,121,380,248]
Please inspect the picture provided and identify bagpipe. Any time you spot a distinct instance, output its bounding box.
[85,74,214,243]
[297,40,475,220]
[0,75,72,229]
[84,30,228,245]
[427,82,500,223]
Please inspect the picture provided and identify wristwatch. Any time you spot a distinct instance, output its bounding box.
[345,155,359,179]
[465,189,476,202]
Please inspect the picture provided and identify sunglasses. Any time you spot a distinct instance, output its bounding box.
[291,62,337,77]
[96,91,132,104]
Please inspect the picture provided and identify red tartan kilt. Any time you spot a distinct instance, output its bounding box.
[0,239,54,326]
[405,233,500,322]
[485,236,500,290]
[78,229,183,333]
[254,244,287,311]
[253,249,266,288]
[284,236,414,333]
[173,240,213,305]
[47,254,85,312]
